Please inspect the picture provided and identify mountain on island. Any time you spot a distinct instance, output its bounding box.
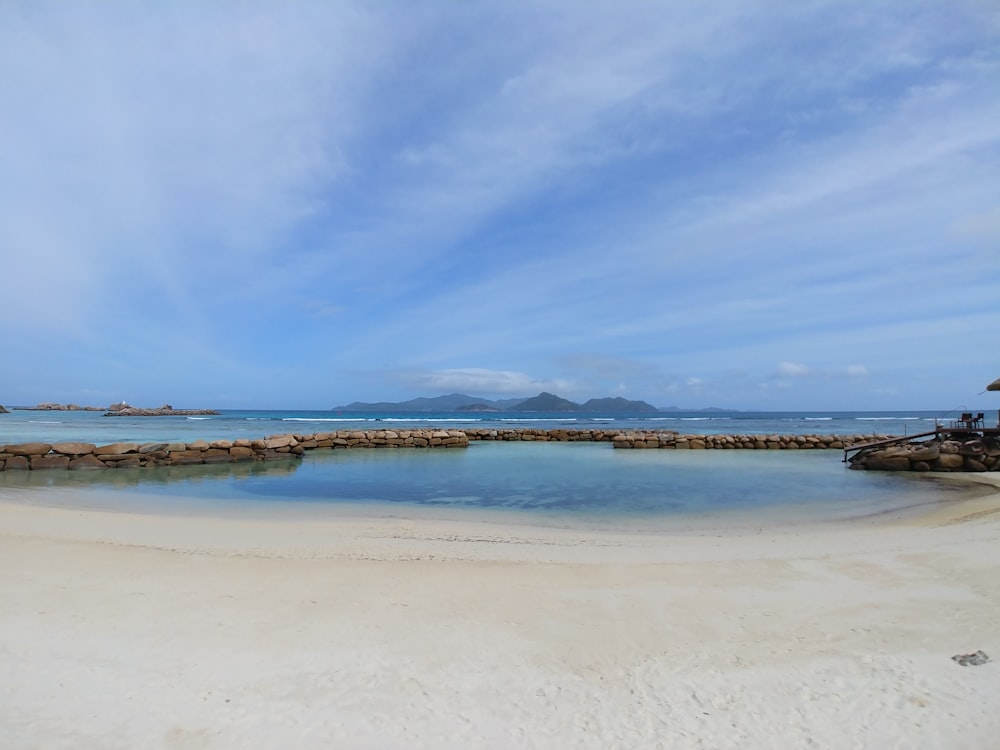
[455,402,503,412]
[333,392,663,414]
[581,396,661,414]
[513,392,580,412]
[335,393,527,412]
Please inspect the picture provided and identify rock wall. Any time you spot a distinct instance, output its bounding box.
[10,427,984,473]
[607,432,864,450]
[0,429,470,471]
[462,428,885,448]
[848,436,1000,472]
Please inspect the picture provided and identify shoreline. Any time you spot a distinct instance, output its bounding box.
[1,470,998,560]
[0,445,985,541]
[3,479,1000,747]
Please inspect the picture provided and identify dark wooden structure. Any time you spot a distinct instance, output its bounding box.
[845,379,1000,464]
[843,418,1000,462]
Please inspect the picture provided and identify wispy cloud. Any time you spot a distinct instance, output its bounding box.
[1,1,997,409]
[774,362,870,380]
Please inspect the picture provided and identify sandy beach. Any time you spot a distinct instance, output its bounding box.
[3,477,1000,749]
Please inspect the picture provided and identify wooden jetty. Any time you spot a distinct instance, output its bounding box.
[842,431,939,462]
[844,411,1000,467]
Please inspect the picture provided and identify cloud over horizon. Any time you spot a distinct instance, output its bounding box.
[1,1,998,410]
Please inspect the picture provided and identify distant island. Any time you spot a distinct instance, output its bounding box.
[333,392,729,414]
[8,402,220,417]
[12,402,105,412]
[104,402,220,417]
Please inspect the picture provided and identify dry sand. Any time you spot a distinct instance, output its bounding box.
[2,476,1000,749]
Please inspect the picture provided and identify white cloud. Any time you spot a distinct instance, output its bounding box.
[776,362,811,378]
[0,3,383,326]
[396,368,573,397]
[775,362,871,380]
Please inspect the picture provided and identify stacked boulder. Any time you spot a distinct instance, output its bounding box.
[312,429,470,448]
[10,426,989,473]
[607,432,868,450]
[0,429,470,471]
[463,428,882,448]
[848,436,1000,472]
[464,428,622,442]
[0,438,302,471]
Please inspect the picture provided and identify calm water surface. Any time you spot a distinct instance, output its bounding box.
[0,441,973,528]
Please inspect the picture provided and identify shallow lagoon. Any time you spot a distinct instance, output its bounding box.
[0,442,972,530]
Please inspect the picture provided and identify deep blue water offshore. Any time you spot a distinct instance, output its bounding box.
[0,408,964,444]
[0,409,983,526]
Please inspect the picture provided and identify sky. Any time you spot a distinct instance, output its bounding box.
[1,1,999,412]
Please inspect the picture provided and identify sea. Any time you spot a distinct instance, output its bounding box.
[0,408,986,528]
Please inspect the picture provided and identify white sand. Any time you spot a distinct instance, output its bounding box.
[2,477,1000,749]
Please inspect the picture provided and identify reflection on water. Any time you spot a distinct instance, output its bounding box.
[0,442,974,525]
[0,454,301,491]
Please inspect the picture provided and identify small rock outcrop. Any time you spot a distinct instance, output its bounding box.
[15,403,103,411]
[104,404,220,416]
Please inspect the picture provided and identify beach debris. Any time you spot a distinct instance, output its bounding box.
[951,650,990,667]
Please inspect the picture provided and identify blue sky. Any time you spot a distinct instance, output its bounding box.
[1,1,998,411]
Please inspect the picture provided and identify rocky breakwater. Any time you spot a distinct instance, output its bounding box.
[607,431,883,450]
[0,438,303,471]
[462,429,884,447]
[0,429,470,471]
[848,435,1000,472]
[463,428,622,442]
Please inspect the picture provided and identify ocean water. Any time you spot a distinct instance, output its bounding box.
[0,408,981,445]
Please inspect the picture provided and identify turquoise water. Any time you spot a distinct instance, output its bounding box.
[0,441,971,526]
[0,408,983,445]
